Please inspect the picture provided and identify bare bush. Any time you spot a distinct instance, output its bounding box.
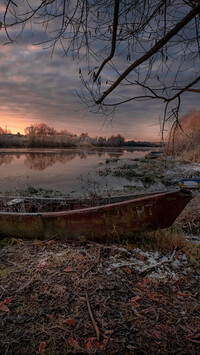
[168,109,200,160]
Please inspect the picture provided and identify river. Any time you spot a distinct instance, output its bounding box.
[0,147,153,195]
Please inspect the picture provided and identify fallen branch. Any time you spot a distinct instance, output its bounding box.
[86,292,100,342]
[138,260,173,275]
[110,262,137,269]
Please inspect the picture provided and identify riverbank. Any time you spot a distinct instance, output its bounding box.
[98,155,200,193]
[0,156,200,354]
[0,236,200,354]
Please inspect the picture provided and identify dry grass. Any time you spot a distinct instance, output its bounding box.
[133,195,200,268]
[178,149,200,163]
[167,109,200,162]
[0,239,200,355]
[135,227,200,268]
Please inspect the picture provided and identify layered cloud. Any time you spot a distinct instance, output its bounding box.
[0,4,199,141]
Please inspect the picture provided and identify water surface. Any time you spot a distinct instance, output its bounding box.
[0,148,152,195]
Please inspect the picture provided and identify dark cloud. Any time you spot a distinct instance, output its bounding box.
[0,15,199,140]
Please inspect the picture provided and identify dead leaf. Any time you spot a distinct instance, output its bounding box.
[146,290,161,302]
[39,341,46,354]
[64,318,77,326]
[63,267,74,273]
[122,266,131,274]
[67,336,81,349]
[46,240,55,245]
[4,297,12,305]
[104,330,114,336]
[95,339,108,350]
[0,302,10,312]
[130,295,141,307]
[85,337,96,350]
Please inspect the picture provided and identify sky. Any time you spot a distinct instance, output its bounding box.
[0,2,200,142]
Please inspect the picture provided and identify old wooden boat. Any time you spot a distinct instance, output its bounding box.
[0,190,192,241]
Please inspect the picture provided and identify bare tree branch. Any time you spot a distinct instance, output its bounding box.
[93,0,120,81]
[2,0,200,132]
[169,75,200,100]
[95,3,200,104]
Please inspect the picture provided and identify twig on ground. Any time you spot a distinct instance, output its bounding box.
[110,262,137,269]
[86,291,100,342]
[138,260,173,275]
[0,285,6,292]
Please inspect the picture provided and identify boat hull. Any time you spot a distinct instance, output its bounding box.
[0,191,192,241]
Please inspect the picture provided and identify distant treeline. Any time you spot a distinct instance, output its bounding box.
[0,123,162,148]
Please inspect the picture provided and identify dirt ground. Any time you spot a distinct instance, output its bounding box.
[0,196,200,354]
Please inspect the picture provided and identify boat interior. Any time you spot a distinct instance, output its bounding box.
[0,191,169,213]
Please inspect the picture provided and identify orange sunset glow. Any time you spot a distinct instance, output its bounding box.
[0,1,199,143]
[1,113,163,141]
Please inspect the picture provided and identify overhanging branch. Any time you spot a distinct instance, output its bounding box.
[93,0,120,82]
[170,75,200,100]
[95,3,200,104]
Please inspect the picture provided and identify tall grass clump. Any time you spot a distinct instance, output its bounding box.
[167,109,200,162]
[128,226,200,268]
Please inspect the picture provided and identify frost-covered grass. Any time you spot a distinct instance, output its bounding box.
[98,157,200,193]
[127,227,200,269]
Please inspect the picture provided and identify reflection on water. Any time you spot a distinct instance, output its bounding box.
[0,155,14,166]
[24,152,77,170]
[0,150,125,170]
[0,148,150,194]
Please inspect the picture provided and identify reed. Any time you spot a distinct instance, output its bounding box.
[167,109,200,162]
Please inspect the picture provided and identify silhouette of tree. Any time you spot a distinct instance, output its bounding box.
[25,123,56,137]
[107,134,125,147]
